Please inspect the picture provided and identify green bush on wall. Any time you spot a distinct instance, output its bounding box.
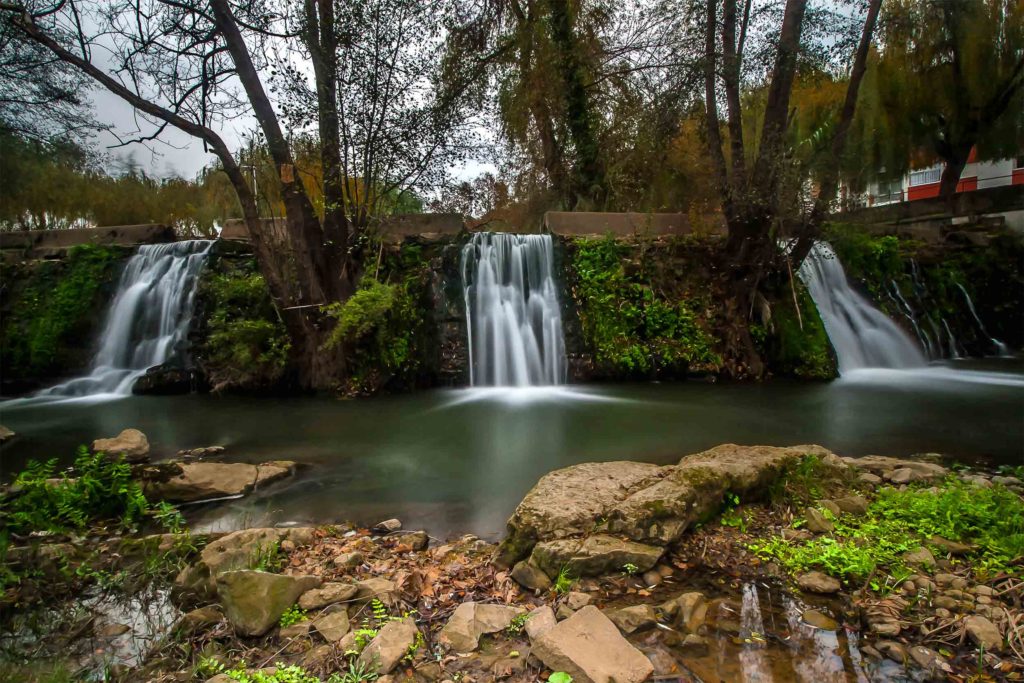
[572,235,721,377]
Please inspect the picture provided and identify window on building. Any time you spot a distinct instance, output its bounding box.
[909,167,942,186]
[875,179,902,202]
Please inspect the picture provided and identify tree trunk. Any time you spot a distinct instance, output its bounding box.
[938,150,969,198]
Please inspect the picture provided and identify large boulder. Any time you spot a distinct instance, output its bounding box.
[531,606,654,683]
[438,602,526,652]
[173,527,315,603]
[497,444,841,567]
[357,617,420,674]
[216,570,321,636]
[530,535,663,579]
[144,462,258,503]
[92,428,150,462]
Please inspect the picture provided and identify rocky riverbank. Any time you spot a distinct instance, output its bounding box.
[1,442,1022,682]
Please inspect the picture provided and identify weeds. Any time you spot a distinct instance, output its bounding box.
[278,605,306,628]
[554,567,575,595]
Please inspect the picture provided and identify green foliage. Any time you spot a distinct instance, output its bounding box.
[506,612,531,635]
[248,541,284,572]
[762,282,836,380]
[553,566,575,595]
[572,236,721,377]
[750,479,1024,582]
[767,454,840,506]
[0,447,150,536]
[204,660,341,683]
[823,226,906,303]
[621,563,640,576]
[278,605,307,628]
[0,244,121,378]
[334,660,379,683]
[198,260,291,391]
[548,673,574,683]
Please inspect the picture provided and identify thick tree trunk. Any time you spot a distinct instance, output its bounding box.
[938,151,969,198]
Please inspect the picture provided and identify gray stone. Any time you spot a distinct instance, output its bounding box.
[174,606,223,636]
[820,500,842,516]
[833,495,869,516]
[511,559,552,591]
[641,569,663,587]
[438,602,525,653]
[857,472,882,485]
[530,535,663,578]
[96,622,131,638]
[801,609,838,630]
[876,640,907,663]
[902,547,936,569]
[849,455,946,482]
[889,468,915,484]
[216,570,321,636]
[299,582,358,610]
[606,605,658,634]
[333,551,364,568]
[565,591,592,611]
[405,531,429,551]
[908,645,950,676]
[798,571,841,594]
[781,528,813,542]
[934,572,957,587]
[532,606,654,683]
[659,592,707,633]
[929,536,974,555]
[312,610,350,642]
[280,621,311,639]
[964,615,1003,652]
[374,518,402,533]
[991,475,1022,487]
[960,474,993,488]
[524,605,557,640]
[870,620,901,637]
[92,428,150,462]
[255,461,297,488]
[357,617,419,674]
[804,508,834,534]
[354,577,397,605]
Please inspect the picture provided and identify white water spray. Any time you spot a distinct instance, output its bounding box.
[38,240,213,397]
[461,233,567,386]
[799,243,926,374]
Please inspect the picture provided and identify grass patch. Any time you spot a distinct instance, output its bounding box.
[750,479,1024,583]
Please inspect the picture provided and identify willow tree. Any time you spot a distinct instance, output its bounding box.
[855,0,1023,197]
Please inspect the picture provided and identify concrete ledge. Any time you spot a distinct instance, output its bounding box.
[221,214,466,244]
[544,212,725,237]
[0,224,177,253]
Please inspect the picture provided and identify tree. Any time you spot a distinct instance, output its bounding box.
[858,0,1023,197]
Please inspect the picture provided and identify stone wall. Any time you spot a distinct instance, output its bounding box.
[544,212,726,237]
[0,224,176,261]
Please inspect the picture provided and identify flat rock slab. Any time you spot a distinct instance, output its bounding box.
[357,617,419,674]
[146,462,258,503]
[532,606,654,683]
[532,535,663,579]
[312,610,350,642]
[216,570,321,636]
[299,582,358,610]
[438,602,525,652]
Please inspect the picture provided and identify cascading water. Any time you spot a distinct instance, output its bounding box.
[460,232,567,386]
[955,282,1010,356]
[38,240,213,398]
[799,243,926,374]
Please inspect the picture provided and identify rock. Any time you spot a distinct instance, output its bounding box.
[216,570,321,636]
[556,603,576,621]
[929,536,974,555]
[679,634,709,655]
[299,582,358,610]
[173,527,315,602]
[960,474,993,488]
[0,425,15,443]
[312,610,350,642]
[992,475,1022,487]
[908,645,949,676]
[876,640,908,663]
[96,622,131,638]
[801,609,838,630]
[525,606,557,640]
[438,602,525,652]
[820,500,842,516]
[641,569,663,587]
[781,528,813,542]
[530,535,664,578]
[333,551,364,568]
[511,559,552,591]
[870,620,901,637]
[659,592,707,633]
[354,577,397,605]
[255,461,297,488]
[532,606,654,683]
[302,645,335,669]
[357,617,419,674]
[92,428,149,462]
[889,468,915,484]
[280,621,311,639]
[857,472,882,485]
[496,444,841,567]
[972,585,994,597]
[934,572,957,587]
[964,615,1003,652]
[902,547,936,569]
[933,596,957,610]
[798,571,841,594]
[833,495,869,516]
[803,508,834,533]
[145,462,259,503]
[405,531,429,551]
[565,591,592,611]
[374,518,402,533]
[848,455,947,482]
[606,605,658,634]
[178,446,226,459]
[173,606,223,636]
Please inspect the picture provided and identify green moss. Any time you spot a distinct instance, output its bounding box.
[0,244,122,378]
[197,259,290,391]
[571,235,721,377]
[761,281,836,379]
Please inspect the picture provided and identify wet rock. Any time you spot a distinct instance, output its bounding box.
[908,645,950,677]
[354,577,397,605]
[177,446,226,459]
[497,444,842,566]
[679,634,709,655]
[524,605,557,640]
[312,610,350,642]
[929,536,974,555]
[405,531,429,551]
[801,609,838,630]
[964,615,1003,652]
[876,640,908,663]
[145,462,259,503]
[781,528,813,542]
[374,518,402,533]
[902,547,936,569]
[641,569,663,587]
[174,606,224,636]
[833,495,869,516]
[216,570,321,636]
[659,592,707,633]
[803,508,834,533]
[333,551,364,568]
[96,622,131,638]
[298,582,358,610]
[532,606,654,683]
[606,605,658,634]
[870,620,901,637]
[438,602,525,652]
[0,425,15,443]
[798,571,841,594]
[704,598,742,636]
[255,461,297,488]
[357,617,419,674]
[92,428,150,462]
[530,534,663,578]
[511,559,552,591]
[565,591,592,611]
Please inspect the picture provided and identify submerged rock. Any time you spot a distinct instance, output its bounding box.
[438,602,525,652]
[801,609,838,630]
[216,570,321,636]
[659,592,707,633]
[92,428,150,462]
[606,604,658,634]
[531,606,654,683]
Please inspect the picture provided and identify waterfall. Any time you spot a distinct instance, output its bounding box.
[460,232,567,386]
[38,240,213,397]
[739,583,773,683]
[799,243,926,374]
[955,282,1010,356]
